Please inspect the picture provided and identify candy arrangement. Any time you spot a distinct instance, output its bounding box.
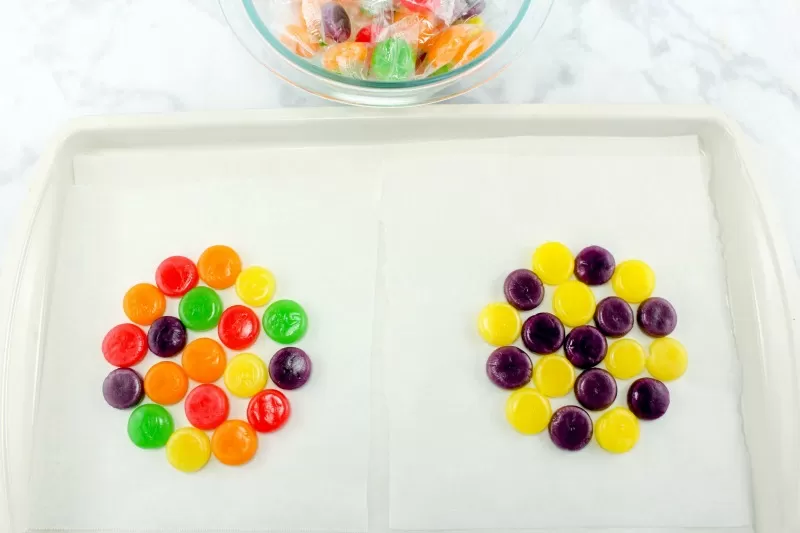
[102,245,312,472]
[479,242,686,453]
[279,0,497,80]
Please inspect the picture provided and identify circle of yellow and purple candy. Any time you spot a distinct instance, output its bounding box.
[478,241,686,454]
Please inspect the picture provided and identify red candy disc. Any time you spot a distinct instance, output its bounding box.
[155,256,199,297]
[218,305,260,350]
[355,26,373,43]
[185,384,230,430]
[247,389,291,433]
[102,324,147,368]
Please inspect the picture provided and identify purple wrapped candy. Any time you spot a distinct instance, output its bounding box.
[459,0,486,19]
[549,405,593,451]
[574,368,617,411]
[270,347,312,390]
[564,326,607,369]
[628,378,670,420]
[594,296,634,338]
[637,297,677,337]
[321,2,351,43]
[486,346,532,389]
[521,313,565,355]
[574,245,615,286]
[147,316,187,358]
[503,269,544,311]
[103,368,144,409]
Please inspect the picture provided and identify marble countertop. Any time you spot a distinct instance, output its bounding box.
[1,0,800,268]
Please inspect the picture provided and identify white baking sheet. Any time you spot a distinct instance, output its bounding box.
[382,136,753,529]
[28,169,379,531]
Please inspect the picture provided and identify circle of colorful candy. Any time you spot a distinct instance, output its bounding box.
[185,384,230,430]
[128,404,174,449]
[627,377,670,420]
[263,299,309,345]
[179,286,223,331]
[480,241,686,454]
[247,389,292,433]
[593,296,634,338]
[147,316,187,357]
[102,323,147,368]
[503,269,544,311]
[485,346,532,390]
[269,347,313,390]
[103,368,144,409]
[564,325,607,369]
[218,305,261,350]
[521,312,564,354]
[280,0,496,81]
[102,246,313,472]
[155,256,199,297]
[549,405,593,451]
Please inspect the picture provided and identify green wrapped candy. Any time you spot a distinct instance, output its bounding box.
[371,37,415,81]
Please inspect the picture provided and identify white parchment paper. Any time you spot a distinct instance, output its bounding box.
[381,136,752,530]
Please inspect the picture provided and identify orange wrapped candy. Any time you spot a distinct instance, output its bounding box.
[280,24,320,58]
[322,42,370,75]
[455,30,496,67]
[424,24,482,73]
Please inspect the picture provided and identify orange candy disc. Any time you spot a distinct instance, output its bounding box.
[211,420,259,466]
[144,361,189,405]
[197,245,242,290]
[181,338,227,384]
[123,283,166,326]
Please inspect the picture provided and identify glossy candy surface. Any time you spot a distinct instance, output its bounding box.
[212,420,259,466]
[263,299,309,344]
[235,266,276,307]
[505,388,552,435]
[269,347,313,390]
[155,256,198,297]
[594,296,634,338]
[595,407,639,453]
[103,368,144,409]
[321,2,351,43]
[533,355,575,398]
[574,245,615,285]
[503,269,544,311]
[197,245,242,290]
[128,404,174,449]
[179,287,223,331]
[182,338,227,383]
[646,338,688,381]
[604,339,646,380]
[371,38,415,81]
[532,242,574,285]
[123,283,165,326]
[521,312,564,354]
[637,297,678,337]
[218,305,260,351]
[477,303,521,347]
[552,280,596,327]
[144,361,189,405]
[102,324,147,368]
[147,316,187,358]
[224,353,269,398]
[627,377,670,420]
[574,368,617,411]
[612,260,655,303]
[247,389,292,433]
[564,326,607,369]
[549,406,593,451]
[486,346,532,390]
[166,427,211,473]
[185,384,230,430]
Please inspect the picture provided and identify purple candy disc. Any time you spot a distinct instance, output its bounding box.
[594,297,634,338]
[549,405,593,451]
[521,313,565,355]
[637,297,677,337]
[321,2,351,43]
[269,347,312,390]
[574,368,617,411]
[564,326,607,369]
[503,269,544,311]
[147,316,187,357]
[103,368,144,409]
[628,377,670,420]
[486,346,533,389]
[574,245,615,286]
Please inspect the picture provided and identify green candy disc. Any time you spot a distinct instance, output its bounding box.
[371,37,415,81]
[178,286,223,331]
[262,299,308,344]
[127,404,174,449]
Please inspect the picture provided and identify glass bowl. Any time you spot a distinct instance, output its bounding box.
[220,0,553,106]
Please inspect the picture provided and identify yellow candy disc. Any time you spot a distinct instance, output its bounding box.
[505,388,552,435]
[235,266,276,307]
[166,427,211,473]
[611,260,655,303]
[533,355,575,397]
[596,407,640,453]
[224,353,268,398]
[552,280,596,327]
[532,242,574,285]
[646,338,688,381]
[477,303,521,346]
[605,339,646,380]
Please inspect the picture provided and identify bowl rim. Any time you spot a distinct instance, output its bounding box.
[241,0,532,90]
